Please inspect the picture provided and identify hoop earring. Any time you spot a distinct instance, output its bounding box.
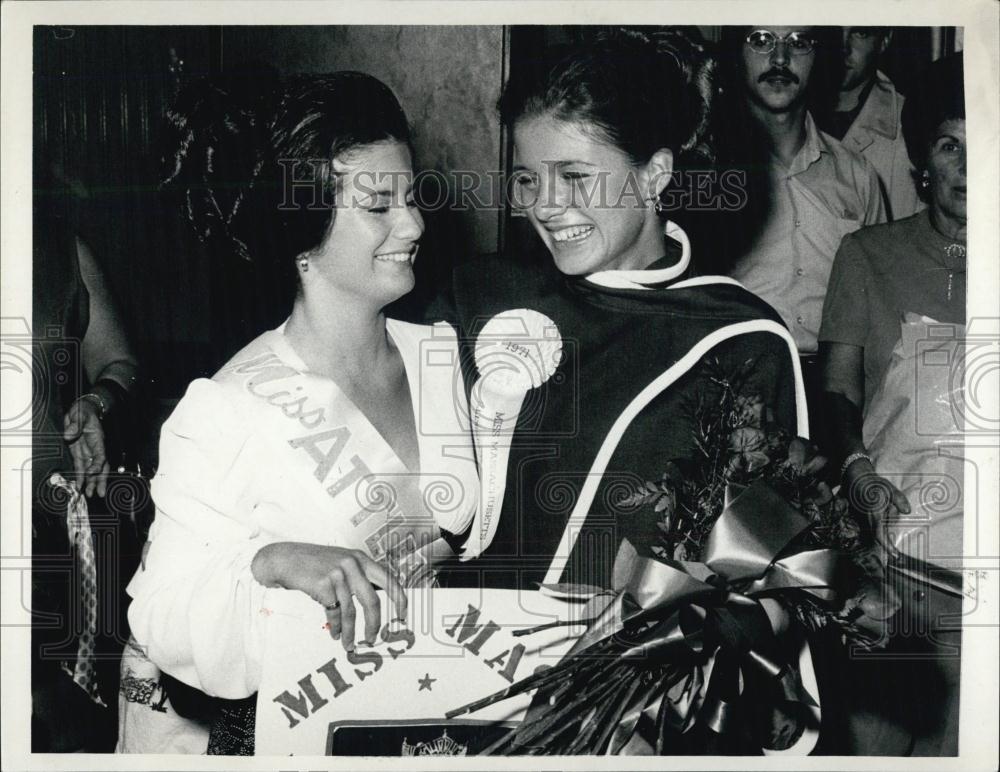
[298,256,309,272]
[646,195,665,215]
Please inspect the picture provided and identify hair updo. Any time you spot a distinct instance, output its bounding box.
[498,28,716,167]
[901,52,965,175]
[162,69,411,270]
[161,64,278,262]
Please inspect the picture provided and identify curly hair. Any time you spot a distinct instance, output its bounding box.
[161,64,278,262]
[161,68,411,272]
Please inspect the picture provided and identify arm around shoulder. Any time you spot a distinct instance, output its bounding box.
[76,237,139,399]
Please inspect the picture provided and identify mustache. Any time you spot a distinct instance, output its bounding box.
[759,68,799,84]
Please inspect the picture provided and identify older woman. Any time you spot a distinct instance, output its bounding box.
[819,53,965,755]
[122,72,478,754]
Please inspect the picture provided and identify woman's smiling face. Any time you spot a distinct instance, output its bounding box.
[512,115,666,275]
[307,140,423,305]
[926,118,967,225]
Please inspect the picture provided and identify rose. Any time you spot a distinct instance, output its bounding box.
[728,426,770,473]
[734,394,765,428]
[730,426,766,453]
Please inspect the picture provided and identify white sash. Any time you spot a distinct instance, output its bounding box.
[216,324,467,584]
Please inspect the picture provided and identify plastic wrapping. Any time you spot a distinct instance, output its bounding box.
[863,313,965,566]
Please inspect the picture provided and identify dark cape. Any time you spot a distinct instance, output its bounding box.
[436,253,799,591]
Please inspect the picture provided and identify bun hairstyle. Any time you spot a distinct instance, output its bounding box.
[499,27,717,169]
[161,64,279,262]
[162,69,411,271]
[901,52,965,175]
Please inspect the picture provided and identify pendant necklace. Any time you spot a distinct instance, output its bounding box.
[942,243,966,302]
[930,210,966,303]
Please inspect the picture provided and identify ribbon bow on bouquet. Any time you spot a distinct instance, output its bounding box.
[447,481,845,756]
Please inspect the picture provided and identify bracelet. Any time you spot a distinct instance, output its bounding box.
[95,377,129,409]
[76,392,107,420]
[840,451,874,481]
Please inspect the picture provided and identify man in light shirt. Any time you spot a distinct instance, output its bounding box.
[814,27,921,221]
[723,26,887,438]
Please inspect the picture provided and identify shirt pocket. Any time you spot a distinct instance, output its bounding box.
[803,211,862,284]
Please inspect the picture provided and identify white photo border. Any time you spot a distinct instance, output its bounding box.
[2,2,997,771]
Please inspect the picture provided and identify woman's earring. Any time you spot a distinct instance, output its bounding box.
[298,256,309,272]
[647,195,665,214]
[920,172,931,190]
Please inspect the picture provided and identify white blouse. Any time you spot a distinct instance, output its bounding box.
[126,319,478,698]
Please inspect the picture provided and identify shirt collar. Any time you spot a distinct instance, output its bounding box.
[850,70,900,141]
[786,112,826,178]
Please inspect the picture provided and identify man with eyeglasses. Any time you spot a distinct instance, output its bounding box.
[724,26,887,450]
[814,28,921,220]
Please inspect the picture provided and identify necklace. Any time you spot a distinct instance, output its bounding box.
[927,211,966,302]
[942,243,966,302]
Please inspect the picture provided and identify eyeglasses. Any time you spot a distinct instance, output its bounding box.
[744,30,816,56]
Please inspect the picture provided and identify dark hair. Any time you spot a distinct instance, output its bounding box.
[162,69,411,271]
[498,28,715,166]
[161,64,278,262]
[901,52,965,174]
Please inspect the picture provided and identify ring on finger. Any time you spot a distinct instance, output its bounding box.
[325,601,341,611]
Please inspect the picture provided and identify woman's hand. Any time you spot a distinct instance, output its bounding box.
[251,542,407,652]
[842,457,910,552]
[63,397,109,498]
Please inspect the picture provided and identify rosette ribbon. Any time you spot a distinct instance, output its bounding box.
[461,309,562,560]
[447,480,841,755]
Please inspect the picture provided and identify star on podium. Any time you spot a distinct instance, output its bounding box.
[418,673,436,692]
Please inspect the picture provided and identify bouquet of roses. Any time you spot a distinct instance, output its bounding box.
[447,360,899,755]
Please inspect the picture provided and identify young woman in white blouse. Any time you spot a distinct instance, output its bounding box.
[121,72,478,754]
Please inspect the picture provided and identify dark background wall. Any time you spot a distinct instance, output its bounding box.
[34,26,217,362]
[221,26,506,257]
